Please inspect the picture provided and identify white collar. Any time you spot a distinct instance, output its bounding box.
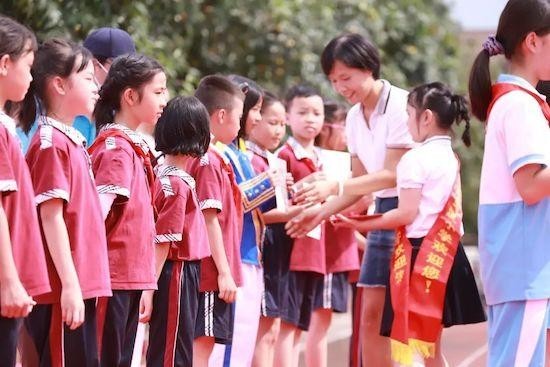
[245,140,268,159]
[421,135,452,146]
[155,164,196,190]
[286,136,321,165]
[39,116,86,147]
[101,123,150,154]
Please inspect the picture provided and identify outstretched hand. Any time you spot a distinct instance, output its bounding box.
[285,204,325,238]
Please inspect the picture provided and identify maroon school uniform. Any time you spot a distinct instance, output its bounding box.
[277,137,325,274]
[187,144,243,291]
[90,123,156,290]
[25,116,110,367]
[0,114,52,367]
[0,115,50,299]
[26,117,111,304]
[245,141,270,174]
[153,164,211,261]
[148,164,209,366]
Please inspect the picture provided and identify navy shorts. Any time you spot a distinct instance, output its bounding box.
[358,197,398,287]
[312,272,349,313]
[0,316,22,367]
[147,260,200,367]
[261,224,293,318]
[194,291,234,345]
[281,271,322,331]
[25,299,99,367]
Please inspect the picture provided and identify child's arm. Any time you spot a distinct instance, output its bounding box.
[139,243,169,323]
[262,205,304,224]
[40,199,84,330]
[513,164,550,205]
[239,169,283,213]
[0,202,35,318]
[334,188,421,232]
[203,208,237,303]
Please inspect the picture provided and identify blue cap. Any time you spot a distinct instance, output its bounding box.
[83,27,136,59]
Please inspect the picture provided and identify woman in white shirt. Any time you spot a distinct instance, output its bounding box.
[287,33,413,367]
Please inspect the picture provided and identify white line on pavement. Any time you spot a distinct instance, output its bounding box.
[456,344,488,367]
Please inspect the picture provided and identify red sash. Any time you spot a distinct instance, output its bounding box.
[488,83,550,124]
[88,130,156,212]
[389,169,463,365]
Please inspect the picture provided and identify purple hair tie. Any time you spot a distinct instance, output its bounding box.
[483,36,504,57]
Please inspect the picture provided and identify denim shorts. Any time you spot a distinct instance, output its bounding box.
[357,197,398,287]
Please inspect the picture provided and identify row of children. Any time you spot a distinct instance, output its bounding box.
[0,14,363,367]
[1,0,549,366]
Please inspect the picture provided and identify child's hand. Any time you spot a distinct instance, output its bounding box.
[285,204,324,238]
[139,290,155,323]
[331,214,373,232]
[292,179,338,205]
[286,173,295,192]
[217,273,237,304]
[60,285,85,330]
[267,168,286,188]
[0,279,36,318]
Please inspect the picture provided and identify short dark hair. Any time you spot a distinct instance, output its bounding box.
[154,96,211,157]
[408,82,471,147]
[284,84,322,111]
[194,75,245,115]
[228,74,263,139]
[321,33,381,78]
[468,0,550,121]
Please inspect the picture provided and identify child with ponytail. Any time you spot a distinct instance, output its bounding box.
[468,0,550,365]
[21,38,111,366]
[335,82,485,367]
[89,54,167,367]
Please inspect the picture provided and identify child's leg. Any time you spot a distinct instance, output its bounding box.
[487,299,549,367]
[360,287,391,367]
[252,316,281,367]
[228,263,263,367]
[0,316,22,367]
[194,291,234,367]
[273,321,297,367]
[305,308,332,367]
[147,260,199,367]
[97,290,142,367]
[24,304,52,366]
[292,329,302,367]
[194,337,215,367]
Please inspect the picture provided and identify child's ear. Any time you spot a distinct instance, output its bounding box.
[422,109,434,127]
[0,55,10,76]
[216,108,226,124]
[51,76,67,96]
[121,87,138,106]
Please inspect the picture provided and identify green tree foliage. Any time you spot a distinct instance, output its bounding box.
[2,0,484,235]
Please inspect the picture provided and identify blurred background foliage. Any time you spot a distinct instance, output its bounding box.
[1,0,486,237]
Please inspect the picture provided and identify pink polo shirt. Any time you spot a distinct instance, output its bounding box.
[0,115,50,300]
[188,146,243,291]
[26,117,111,303]
[154,164,211,261]
[90,124,157,291]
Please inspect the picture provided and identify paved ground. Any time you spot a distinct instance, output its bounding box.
[297,313,487,366]
[297,246,488,367]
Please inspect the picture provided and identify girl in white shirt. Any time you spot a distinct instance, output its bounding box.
[335,82,485,367]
